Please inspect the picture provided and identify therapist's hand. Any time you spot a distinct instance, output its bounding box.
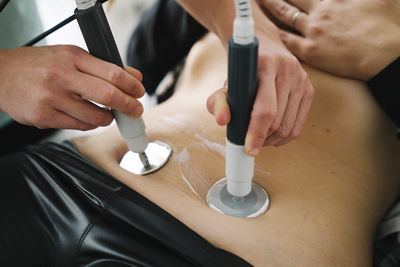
[257,0,400,80]
[0,45,145,130]
[207,33,314,156]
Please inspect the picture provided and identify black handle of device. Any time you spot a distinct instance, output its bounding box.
[227,37,258,146]
[74,2,123,68]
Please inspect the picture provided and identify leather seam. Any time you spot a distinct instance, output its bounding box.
[102,188,119,210]
[102,186,122,210]
[72,222,94,267]
[70,188,121,267]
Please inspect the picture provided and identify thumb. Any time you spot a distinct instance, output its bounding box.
[206,87,231,126]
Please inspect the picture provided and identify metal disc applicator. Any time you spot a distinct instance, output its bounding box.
[207,0,269,218]
[75,0,171,175]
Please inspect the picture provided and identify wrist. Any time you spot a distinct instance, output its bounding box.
[360,27,400,80]
[253,4,280,43]
[0,49,9,113]
[214,0,282,49]
[176,0,235,49]
[252,0,285,53]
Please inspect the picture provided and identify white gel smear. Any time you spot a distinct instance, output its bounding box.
[178,147,201,199]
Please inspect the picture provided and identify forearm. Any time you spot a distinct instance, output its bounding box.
[0,48,11,113]
[178,0,314,153]
[361,23,400,80]
[176,0,281,47]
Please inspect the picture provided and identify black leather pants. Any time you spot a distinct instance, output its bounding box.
[0,142,250,267]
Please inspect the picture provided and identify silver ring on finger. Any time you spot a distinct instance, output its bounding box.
[291,10,301,28]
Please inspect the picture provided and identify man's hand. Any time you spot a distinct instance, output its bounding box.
[0,45,145,130]
[257,0,400,80]
[177,0,314,156]
[208,36,314,156]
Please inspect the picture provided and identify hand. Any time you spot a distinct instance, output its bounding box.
[257,0,400,80]
[0,45,145,130]
[207,35,314,156]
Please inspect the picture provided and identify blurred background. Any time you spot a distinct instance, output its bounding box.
[36,0,154,60]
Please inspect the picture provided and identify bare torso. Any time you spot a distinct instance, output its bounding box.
[73,34,400,266]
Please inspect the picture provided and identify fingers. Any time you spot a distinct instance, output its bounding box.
[243,53,314,155]
[264,74,291,141]
[279,29,308,62]
[35,109,97,131]
[274,81,314,146]
[58,95,114,127]
[286,0,319,13]
[124,65,143,82]
[207,87,231,125]
[263,84,303,146]
[75,49,145,99]
[264,68,314,146]
[259,0,308,32]
[71,72,144,118]
[245,67,277,156]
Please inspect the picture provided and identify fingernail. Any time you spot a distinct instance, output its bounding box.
[215,109,227,125]
[132,106,143,117]
[247,146,260,157]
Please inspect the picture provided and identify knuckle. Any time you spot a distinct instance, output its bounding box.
[301,41,318,60]
[252,107,276,122]
[319,10,332,21]
[31,109,50,129]
[296,74,309,90]
[107,67,124,85]
[59,44,78,53]
[269,121,280,133]
[293,86,302,94]
[119,96,137,115]
[56,45,82,61]
[91,112,108,126]
[282,56,300,74]
[100,87,116,106]
[258,54,274,70]
[300,72,310,86]
[276,125,292,139]
[60,45,77,54]
[291,128,302,139]
[251,124,269,140]
[122,96,133,111]
[131,81,144,97]
[276,2,290,19]
[254,130,268,140]
[42,62,61,82]
[305,84,315,100]
[307,23,325,37]
[36,89,54,107]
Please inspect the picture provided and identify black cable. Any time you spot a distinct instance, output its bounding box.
[0,0,10,13]
[22,0,109,47]
[23,14,77,47]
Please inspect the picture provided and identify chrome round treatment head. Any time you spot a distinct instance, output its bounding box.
[119,141,172,175]
[206,178,269,218]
